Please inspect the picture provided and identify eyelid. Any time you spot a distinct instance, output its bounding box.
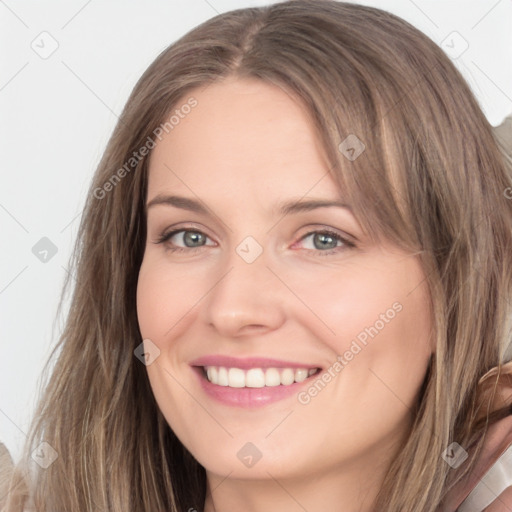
[153,224,216,248]
[293,228,356,256]
[153,223,356,256]
[298,225,357,245]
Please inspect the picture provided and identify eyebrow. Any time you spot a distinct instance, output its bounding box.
[146,194,352,216]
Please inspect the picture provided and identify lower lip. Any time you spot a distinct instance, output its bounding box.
[192,367,319,408]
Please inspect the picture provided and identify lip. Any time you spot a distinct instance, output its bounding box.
[189,355,323,408]
[189,355,321,370]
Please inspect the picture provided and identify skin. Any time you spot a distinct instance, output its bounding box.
[136,76,435,512]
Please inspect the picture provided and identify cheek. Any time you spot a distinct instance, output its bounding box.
[328,264,432,421]
[290,257,432,413]
[280,257,429,356]
[135,260,194,422]
[136,257,201,340]
[136,267,166,337]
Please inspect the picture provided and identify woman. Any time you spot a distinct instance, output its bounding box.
[3,1,511,511]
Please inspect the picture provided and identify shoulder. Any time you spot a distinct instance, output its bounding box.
[458,361,512,512]
[484,485,512,512]
[458,430,512,512]
[0,441,34,512]
[444,361,512,512]
[442,415,512,512]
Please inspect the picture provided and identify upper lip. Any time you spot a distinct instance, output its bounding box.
[189,355,321,370]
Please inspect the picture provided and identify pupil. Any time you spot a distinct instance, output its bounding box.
[185,232,204,247]
[316,233,336,250]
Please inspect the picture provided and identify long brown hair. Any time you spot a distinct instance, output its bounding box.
[3,1,512,510]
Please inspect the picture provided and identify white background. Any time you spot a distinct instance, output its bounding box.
[1,0,511,463]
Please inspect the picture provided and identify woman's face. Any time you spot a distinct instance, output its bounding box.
[136,77,433,489]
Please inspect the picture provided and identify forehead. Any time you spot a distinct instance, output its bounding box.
[146,77,342,204]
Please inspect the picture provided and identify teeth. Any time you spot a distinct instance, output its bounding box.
[295,369,309,382]
[265,368,281,387]
[218,367,228,386]
[281,368,295,385]
[203,366,318,387]
[228,368,245,388]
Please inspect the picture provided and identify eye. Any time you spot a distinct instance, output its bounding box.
[295,229,355,256]
[154,228,214,254]
[154,227,355,256]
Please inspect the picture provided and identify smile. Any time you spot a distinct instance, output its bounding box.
[203,366,320,388]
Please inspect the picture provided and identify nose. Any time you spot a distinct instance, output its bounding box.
[199,240,287,338]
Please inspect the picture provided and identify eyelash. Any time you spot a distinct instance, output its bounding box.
[153,227,356,256]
